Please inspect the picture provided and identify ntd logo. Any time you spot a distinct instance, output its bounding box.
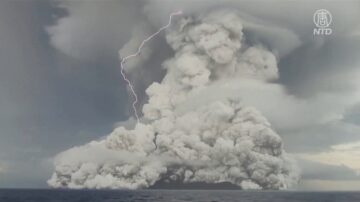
[313,9,332,35]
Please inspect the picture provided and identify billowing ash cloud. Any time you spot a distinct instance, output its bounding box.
[48,10,299,190]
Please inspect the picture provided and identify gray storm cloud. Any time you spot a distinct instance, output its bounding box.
[48,10,299,190]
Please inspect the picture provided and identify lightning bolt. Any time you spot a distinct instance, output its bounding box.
[120,10,183,123]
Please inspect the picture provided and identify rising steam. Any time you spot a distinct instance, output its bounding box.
[48,10,299,190]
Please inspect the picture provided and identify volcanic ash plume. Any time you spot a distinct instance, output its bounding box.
[48,10,299,190]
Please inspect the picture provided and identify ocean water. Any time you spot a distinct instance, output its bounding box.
[1,189,360,202]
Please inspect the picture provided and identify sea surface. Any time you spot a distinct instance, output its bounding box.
[1,189,360,202]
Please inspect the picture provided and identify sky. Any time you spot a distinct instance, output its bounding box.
[0,0,360,190]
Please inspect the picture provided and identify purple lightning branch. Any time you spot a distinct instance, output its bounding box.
[120,11,183,123]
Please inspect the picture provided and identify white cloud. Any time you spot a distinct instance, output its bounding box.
[49,100,299,190]
[178,78,360,132]
[48,10,301,190]
[297,141,360,172]
[47,0,360,190]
